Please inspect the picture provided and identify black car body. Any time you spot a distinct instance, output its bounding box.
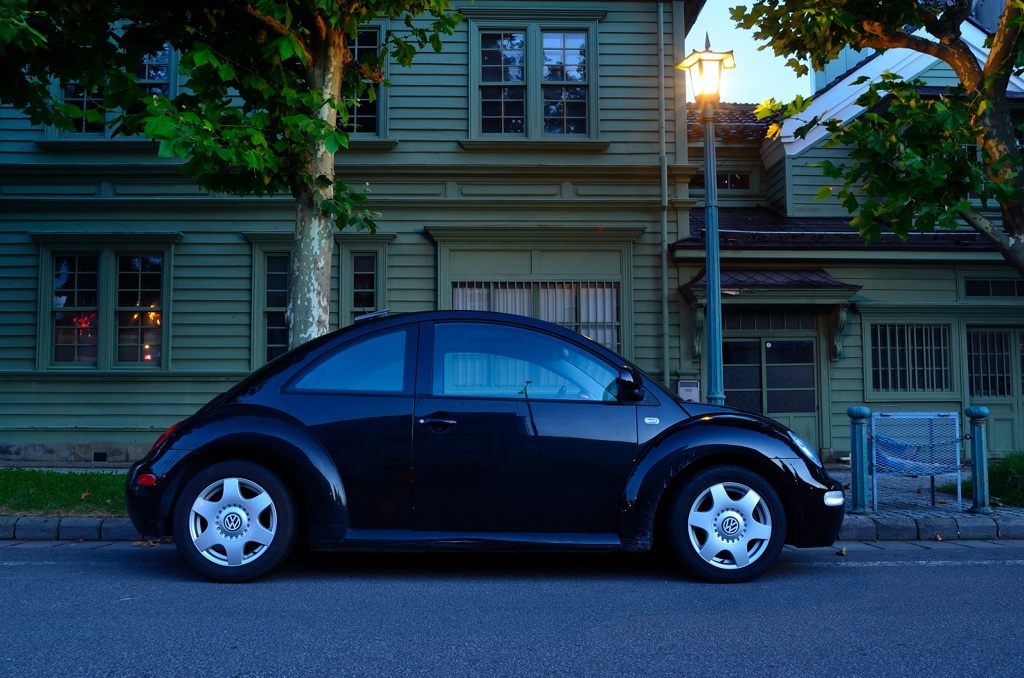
[127,311,844,583]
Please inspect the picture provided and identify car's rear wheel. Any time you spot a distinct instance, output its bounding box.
[172,460,296,583]
[668,465,785,583]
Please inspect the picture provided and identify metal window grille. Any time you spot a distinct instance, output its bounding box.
[870,323,952,392]
[967,329,1013,398]
[265,254,290,362]
[452,280,620,352]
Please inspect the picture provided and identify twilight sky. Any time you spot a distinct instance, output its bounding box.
[687,2,811,104]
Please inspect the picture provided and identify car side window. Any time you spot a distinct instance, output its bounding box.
[433,322,619,401]
[292,328,411,393]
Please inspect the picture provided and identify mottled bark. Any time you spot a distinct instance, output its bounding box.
[287,28,348,348]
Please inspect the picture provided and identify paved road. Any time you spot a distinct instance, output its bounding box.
[2,539,1023,677]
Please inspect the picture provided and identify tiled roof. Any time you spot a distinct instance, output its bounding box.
[672,207,996,252]
[687,103,769,142]
[681,268,861,291]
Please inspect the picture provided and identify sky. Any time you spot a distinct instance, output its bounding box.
[687,2,810,104]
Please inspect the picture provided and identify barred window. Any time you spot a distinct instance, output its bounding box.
[452,281,620,352]
[967,330,1014,398]
[265,254,290,362]
[870,324,952,392]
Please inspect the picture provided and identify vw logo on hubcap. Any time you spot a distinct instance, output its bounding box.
[220,507,248,536]
[719,513,743,538]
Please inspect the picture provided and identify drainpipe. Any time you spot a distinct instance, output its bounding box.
[658,1,671,386]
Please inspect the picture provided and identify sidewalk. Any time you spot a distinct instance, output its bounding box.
[3,465,1024,543]
[828,465,1024,542]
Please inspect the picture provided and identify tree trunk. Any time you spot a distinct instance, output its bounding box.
[287,28,348,349]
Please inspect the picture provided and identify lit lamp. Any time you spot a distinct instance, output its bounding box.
[678,35,734,407]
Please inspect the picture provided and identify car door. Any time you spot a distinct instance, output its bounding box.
[284,325,417,530]
[412,320,638,534]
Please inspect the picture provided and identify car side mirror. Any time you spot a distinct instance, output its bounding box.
[617,367,645,402]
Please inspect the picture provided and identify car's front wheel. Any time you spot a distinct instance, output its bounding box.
[668,465,786,583]
[172,460,296,583]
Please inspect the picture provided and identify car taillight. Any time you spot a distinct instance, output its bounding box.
[149,421,182,453]
[137,473,158,487]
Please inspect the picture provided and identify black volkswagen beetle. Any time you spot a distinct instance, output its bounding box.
[126,311,844,583]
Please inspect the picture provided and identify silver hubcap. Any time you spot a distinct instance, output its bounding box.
[687,482,773,570]
[187,477,277,567]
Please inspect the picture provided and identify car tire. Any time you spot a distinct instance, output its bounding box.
[668,465,786,583]
[172,460,297,583]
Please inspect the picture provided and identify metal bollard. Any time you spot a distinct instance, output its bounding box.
[848,406,872,514]
[965,406,992,514]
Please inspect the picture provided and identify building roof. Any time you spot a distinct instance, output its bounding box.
[680,267,862,291]
[687,103,769,142]
[671,207,996,253]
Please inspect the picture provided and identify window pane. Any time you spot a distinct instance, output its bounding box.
[136,42,173,96]
[293,329,410,393]
[434,322,618,401]
[62,83,105,134]
[116,254,162,366]
[53,254,100,364]
[342,29,381,135]
[351,253,377,320]
[543,86,587,135]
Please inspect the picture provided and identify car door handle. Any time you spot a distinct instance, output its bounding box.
[417,415,457,429]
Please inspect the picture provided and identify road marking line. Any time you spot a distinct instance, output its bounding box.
[785,559,1024,568]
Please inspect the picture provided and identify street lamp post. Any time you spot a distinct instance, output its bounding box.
[678,35,734,407]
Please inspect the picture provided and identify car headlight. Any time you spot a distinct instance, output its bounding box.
[787,432,822,467]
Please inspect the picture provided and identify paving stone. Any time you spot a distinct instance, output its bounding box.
[0,516,16,539]
[955,516,999,540]
[15,516,59,540]
[838,514,877,541]
[916,516,959,541]
[875,517,918,541]
[101,518,142,541]
[58,517,102,541]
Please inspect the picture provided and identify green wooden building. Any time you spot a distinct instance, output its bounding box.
[0,0,1021,465]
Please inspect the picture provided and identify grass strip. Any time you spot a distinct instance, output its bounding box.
[939,451,1024,507]
[0,468,127,517]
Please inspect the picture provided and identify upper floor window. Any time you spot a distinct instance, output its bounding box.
[469,17,600,140]
[965,279,1024,298]
[342,28,382,136]
[56,42,177,138]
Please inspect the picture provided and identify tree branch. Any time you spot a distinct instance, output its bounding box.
[983,1,1024,96]
[860,18,983,90]
[244,3,313,64]
[958,205,1010,248]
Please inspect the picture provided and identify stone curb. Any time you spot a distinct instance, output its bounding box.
[838,513,1024,542]
[1,514,1023,543]
[1,516,143,542]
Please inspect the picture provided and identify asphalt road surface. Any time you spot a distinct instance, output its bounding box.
[2,539,1023,677]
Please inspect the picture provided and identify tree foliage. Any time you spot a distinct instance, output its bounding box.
[0,0,459,345]
[733,0,1024,276]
